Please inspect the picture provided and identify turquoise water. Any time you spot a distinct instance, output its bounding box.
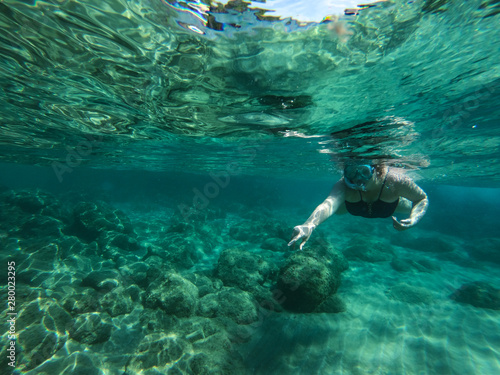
[1,0,500,374]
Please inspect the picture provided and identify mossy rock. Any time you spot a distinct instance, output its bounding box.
[144,273,199,317]
[385,283,434,305]
[450,281,500,310]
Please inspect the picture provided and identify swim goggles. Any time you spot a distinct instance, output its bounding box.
[344,164,374,191]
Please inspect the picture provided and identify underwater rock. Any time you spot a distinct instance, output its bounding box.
[11,348,104,375]
[0,190,67,246]
[60,352,102,375]
[391,233,455,253]
[4,189,47,213]
[69,312,113,345]
[390,257,441,273]
[8,298,74,369]
[139,309,178,334]
[67,201,134,243]
[184,273,224,297]
[166,218,194,233]
[198,287,259,324]
[168,209,225,238]
[144,273,199,317]
[81,269,123,293]
[261,237,288,252]
[19,215,64,238]
[46,302,74,333]
[315,294,347,313]
[177,317,245,371]
[156,233,205,269]
[386,283,434,305]
[277,255,336,312]
[229,219,289,243]
[16,298,73,337]
[140,255,175,284]
[1,189,64,218]
[343,239,394,262]
[18,323,68,370]
[277,243,348,313]
[100,232,140,252]
[62,289,101,316]
[15,300,46,332]
[415,258,441,272]
[390,257,413,272]
[303,239,349,274]
[99,286,134,317]
[129,333,185,372]
[15,244,78,290]
[129,317,244,375]
[233,221,263,242]
[120,261,150,287]
[416,236,456,253]
[216,248,277,292]
[180,205,226,224]
[126,284,143,302]
[465,238,500,264]
[450,281,500,310]
[57,236,97,262]
[16,243,60,286]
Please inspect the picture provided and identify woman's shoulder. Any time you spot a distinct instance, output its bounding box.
[386,168,411,183]
[385,168,425,195]
[383,169,414,193]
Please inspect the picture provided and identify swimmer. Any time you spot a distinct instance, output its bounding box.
[323,14,353,43]
[288,162,429,250]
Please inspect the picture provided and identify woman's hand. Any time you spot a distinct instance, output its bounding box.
[288,224,315,250]
[392,216,414,231]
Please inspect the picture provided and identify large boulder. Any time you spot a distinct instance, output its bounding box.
[276,241,348,313]
[144,273,199,317]
[128,317,244,375]
[216,248,276,292]
[198,287,259,324]
[66,202,138,253]
[99,286,135,317]
[156,233,206,269]
[465,238,500,265]
[68,312,113,345]
[0,189,67,241]
[1,189,64,218]
[450,281,500,310]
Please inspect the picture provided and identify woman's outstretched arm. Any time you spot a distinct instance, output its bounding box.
[288,180,345,249]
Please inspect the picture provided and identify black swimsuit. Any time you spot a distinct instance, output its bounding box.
[345,174,399,218]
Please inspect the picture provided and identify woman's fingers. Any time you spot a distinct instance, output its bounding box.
[392,216,412,231]
[288,225,312,250]
[299,238,307,250]
[288,226,303,246]
[288,236,298,247]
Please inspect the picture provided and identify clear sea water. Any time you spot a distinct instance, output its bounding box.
[0,0,499,374]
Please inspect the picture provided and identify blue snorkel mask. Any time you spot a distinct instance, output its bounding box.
[344,164,375,191]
